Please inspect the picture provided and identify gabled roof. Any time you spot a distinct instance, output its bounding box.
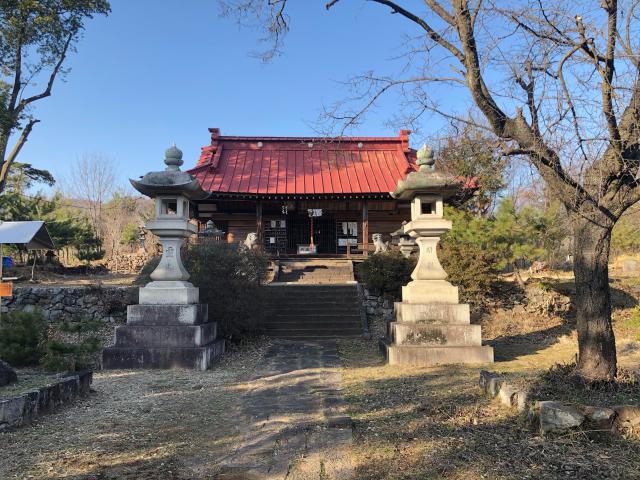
[0,221,55,249]
[188,128,417,197]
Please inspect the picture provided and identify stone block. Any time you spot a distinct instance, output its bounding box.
[21,390,40,422]
[395,302,470,324]
[401,280,459,304]
[78,370,93,396]
[513,390,529,412]
[390,322,481,346]
[0,396,25,430]
[58,376,79,403]
[114,323,217,348]
[486,377,504,397]
[102,339,225,371]
[614,405,640,429]
[139,283,199,305]
[0,360,17,387]
[127,303,209,326]
[386,344,494,366]
[537,401,584,434]
[583,406,616,431]
[479,370,502,394]
[498,384,518,408]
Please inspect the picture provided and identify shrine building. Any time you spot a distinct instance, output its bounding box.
[187,128,418,256]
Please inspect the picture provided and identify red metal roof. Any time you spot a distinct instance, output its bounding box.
[188,128,417,196]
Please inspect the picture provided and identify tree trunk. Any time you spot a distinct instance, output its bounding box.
[572,218,617,381]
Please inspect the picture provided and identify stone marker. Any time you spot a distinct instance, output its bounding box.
[102,146,225,370]
[383,145,493,366]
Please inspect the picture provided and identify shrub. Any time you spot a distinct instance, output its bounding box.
[356,251,416,299]
[41,337,102,372]
[137,240,270,339]
[0,310,48,366]
[439,239,498,303]
[41,316,104,372]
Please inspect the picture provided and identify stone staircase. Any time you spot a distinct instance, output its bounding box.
[263,284,363,340]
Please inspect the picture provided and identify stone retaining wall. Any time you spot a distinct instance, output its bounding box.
[1,286,138,323]
[360,288,395,338]
[0,370,92,431]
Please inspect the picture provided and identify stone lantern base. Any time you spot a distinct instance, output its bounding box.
[383,281,493,366]
[102,284,225,370]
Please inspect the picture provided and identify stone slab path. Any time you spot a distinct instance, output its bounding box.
[218,340,354,480]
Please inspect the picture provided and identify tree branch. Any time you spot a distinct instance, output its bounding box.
[366,0,466,62]
[557,42,589,164]
[16,32,74,114]
[9,42,23,113]
[599,1,621,149]
[0,119,40,190]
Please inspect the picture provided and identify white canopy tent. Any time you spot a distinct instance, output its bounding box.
[0,221,55,281]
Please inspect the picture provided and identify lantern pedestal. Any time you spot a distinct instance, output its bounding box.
[102,146,225,370]
[384,146,493,366]
[102,299,225,370]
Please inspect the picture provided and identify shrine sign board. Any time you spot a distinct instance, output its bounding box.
[0,282,13,297]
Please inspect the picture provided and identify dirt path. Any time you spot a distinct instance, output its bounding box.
[219,340,353,479]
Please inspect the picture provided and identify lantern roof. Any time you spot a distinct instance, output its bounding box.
[391,144,462,201]
[131,145,208,200]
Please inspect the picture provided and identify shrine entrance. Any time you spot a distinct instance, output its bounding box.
[286,215,336,254]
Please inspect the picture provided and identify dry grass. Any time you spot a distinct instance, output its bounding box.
[338,338,640,479]
[0,372,60,400]
[0,340,270,480]
[337,274,640,480]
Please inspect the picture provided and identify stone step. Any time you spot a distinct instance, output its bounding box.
[266,285,357,291]
[265,325,362,333]
[268,333,362,340]
[102,339,225,371]
[266,296,359,303]
[394,302,470,324]
[127,304,209,326]
[385,343,494,366]
[264,306,361,314]
[114,323,217,348]
[265,314,361,322]
[389,322,481,347]
[264,300,360,307]
[265,320,362,330]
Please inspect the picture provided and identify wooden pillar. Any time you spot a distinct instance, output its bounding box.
[256,201,263,248]
[362,200,369,257]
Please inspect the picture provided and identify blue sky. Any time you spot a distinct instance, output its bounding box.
[16,0,463,191]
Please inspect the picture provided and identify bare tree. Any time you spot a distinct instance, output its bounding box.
[63,153,117,235]
[0,1,111,193]
[220,0,640,381]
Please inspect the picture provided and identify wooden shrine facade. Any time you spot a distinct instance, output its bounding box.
[187,129,418,256]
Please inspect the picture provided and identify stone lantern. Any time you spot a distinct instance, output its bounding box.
[385,145,493,366]
[390,221,416,259]
[103,146,225,370]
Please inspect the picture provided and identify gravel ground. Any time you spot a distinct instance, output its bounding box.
[0,340,270,480]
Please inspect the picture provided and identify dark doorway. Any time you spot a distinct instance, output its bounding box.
[287,215,336,254]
